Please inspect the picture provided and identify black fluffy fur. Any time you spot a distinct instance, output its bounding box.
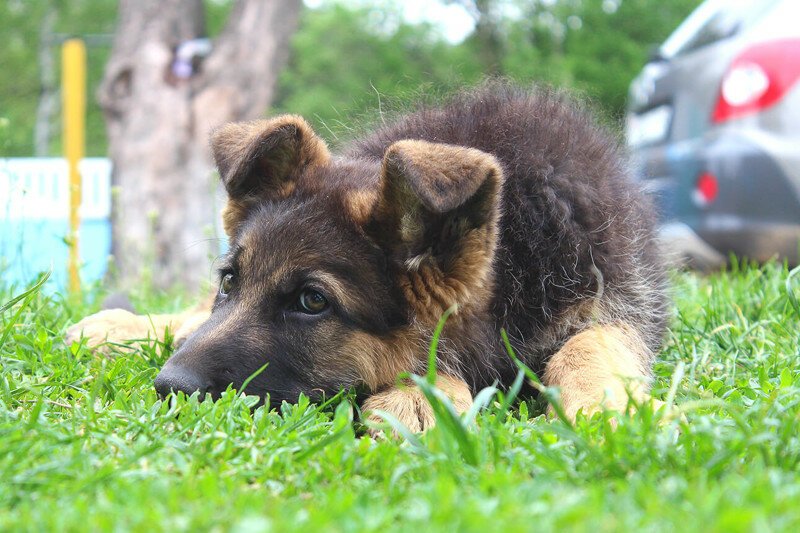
[348,83,669,389]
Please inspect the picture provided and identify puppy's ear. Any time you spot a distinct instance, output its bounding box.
[211,115,330,235]
[367,140,504,320]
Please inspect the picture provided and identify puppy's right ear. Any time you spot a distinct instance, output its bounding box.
[211,115,330,235]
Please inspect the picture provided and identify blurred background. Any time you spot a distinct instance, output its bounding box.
[1,0,798,295]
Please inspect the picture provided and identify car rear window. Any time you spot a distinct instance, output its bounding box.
[661,0,780,58]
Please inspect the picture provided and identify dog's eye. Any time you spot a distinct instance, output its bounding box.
[298,288,328,314]
[219,273,235,296]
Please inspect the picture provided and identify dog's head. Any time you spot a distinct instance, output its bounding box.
[154,115,504,406]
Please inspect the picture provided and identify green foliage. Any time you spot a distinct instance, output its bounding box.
[0,0,117,157]
[2,262,800,530]
[203,0,235,37]
[257,0,705,135]
[0,116,10,156]
[0,0,703,155]
[555,0,704,119]
[466,0,704,121]
[0,1,48,156]
[273,3,484,144]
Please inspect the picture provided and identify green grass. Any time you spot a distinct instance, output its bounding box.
[1,262,800,532]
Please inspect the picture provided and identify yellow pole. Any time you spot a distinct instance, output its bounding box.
[62,38,86,294]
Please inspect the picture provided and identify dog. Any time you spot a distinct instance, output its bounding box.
[67,83,669,430]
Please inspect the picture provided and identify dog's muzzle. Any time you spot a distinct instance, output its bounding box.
[154,362,212,399]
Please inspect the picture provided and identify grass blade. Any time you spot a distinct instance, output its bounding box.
[786,265,800,319]
[239,363,269,397]
[428,304,457,384]
[0,271,50,314]
[500,329,572,425]
[497,369,525,416]
[367,408,427,452]
[411,374,480,465]
[464,385,499,426]
[0,271,51,349]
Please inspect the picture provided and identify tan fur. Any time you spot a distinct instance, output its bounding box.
[343,330,421,391]
[374,141,503,325]
[66,292,215,353]
[220,200,249,238]
[343,189,379,225]
[65,307,211,354]
[362,373,473,434]
[542,323,652,420]
[399,230,497,324]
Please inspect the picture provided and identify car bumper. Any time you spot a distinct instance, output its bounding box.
[634,129,800,266]
[659,221,800,268]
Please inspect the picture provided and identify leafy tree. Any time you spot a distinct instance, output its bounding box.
[0,117,10,157]
[273,3,484,144]
[0,1,50,156]
[0,0,231,157]
[497,0,703,121]
[0,0,705,156]
[0,1,118,157]
[275,0,703,135]
[556,0,703,119]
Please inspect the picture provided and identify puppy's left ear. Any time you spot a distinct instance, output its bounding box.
[367,140,504,318]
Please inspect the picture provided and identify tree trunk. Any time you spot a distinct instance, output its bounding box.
[98,0,301,291]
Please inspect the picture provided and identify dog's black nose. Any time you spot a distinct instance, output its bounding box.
[154,364,211,399]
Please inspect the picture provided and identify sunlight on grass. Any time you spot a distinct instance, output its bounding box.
[1,262,799,530]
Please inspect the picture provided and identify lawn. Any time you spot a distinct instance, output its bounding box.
[1,262,799,532]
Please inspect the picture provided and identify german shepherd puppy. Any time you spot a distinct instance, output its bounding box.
[67,84,668,430]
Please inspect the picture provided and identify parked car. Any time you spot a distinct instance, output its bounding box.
[626,0,800,268]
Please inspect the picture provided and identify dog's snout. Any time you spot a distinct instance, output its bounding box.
[154,364,211,399]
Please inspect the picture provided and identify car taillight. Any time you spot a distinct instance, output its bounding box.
[693,172,718,207]
[712,38,800,123]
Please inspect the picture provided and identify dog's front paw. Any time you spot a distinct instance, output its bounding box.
[361,375,473,436]
[65,309,150,352]
[362,386,437,435]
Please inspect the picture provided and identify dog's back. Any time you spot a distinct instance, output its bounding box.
[347,84,669,387]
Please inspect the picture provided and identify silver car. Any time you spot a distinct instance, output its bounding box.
[627,0,800,267]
